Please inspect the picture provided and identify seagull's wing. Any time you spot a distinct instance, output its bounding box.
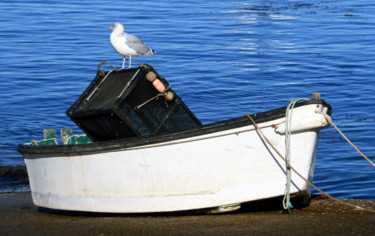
[125,33,154,55]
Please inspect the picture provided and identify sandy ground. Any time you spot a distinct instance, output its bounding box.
[1,192,375,235]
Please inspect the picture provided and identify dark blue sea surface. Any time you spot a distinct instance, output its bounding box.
[0,0,374,198]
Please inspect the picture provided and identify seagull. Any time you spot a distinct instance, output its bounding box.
[108,22,155,69]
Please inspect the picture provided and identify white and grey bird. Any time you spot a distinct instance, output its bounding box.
[108,22,155,69]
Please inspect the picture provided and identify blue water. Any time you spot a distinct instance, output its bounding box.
[0,0,374,198]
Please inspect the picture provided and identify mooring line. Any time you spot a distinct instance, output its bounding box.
[315,110,375,168]
[244,113,375,213]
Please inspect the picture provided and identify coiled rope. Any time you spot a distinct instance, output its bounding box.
[283,98,308,213]
[244,113,375,214]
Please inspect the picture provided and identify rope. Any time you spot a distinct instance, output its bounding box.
[134,92,167,110]
[134,85,171,110]
[85,62,118,102]
[85,69,115,102]
[97,61,117,74]
[117,69,140,99]
[244,113,375,213]
[283,98,308,213]
[315,110,375,168]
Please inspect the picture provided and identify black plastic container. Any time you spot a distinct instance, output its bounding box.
[66,64,201,142]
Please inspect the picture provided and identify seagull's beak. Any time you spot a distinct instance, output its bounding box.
[108,26,113,30]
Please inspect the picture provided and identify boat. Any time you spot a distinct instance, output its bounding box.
[17,65,332,213]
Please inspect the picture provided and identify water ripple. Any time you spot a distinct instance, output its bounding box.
[0,0,374,198]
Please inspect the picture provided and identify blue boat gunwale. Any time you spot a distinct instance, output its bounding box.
[17,99,331,155]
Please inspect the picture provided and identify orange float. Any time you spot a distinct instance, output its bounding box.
[152,79,166,93]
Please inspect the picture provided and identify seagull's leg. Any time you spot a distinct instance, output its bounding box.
[122,56,126,69]
[129,56,132,68]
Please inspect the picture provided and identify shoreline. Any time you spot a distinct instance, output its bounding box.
[1,192,374,235]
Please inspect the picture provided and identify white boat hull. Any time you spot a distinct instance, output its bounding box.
[20,101,331,213]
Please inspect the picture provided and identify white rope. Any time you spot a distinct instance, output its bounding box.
[245,112,375,214]
[283,98,308,213]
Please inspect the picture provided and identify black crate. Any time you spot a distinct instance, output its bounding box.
[66,64,202,142]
